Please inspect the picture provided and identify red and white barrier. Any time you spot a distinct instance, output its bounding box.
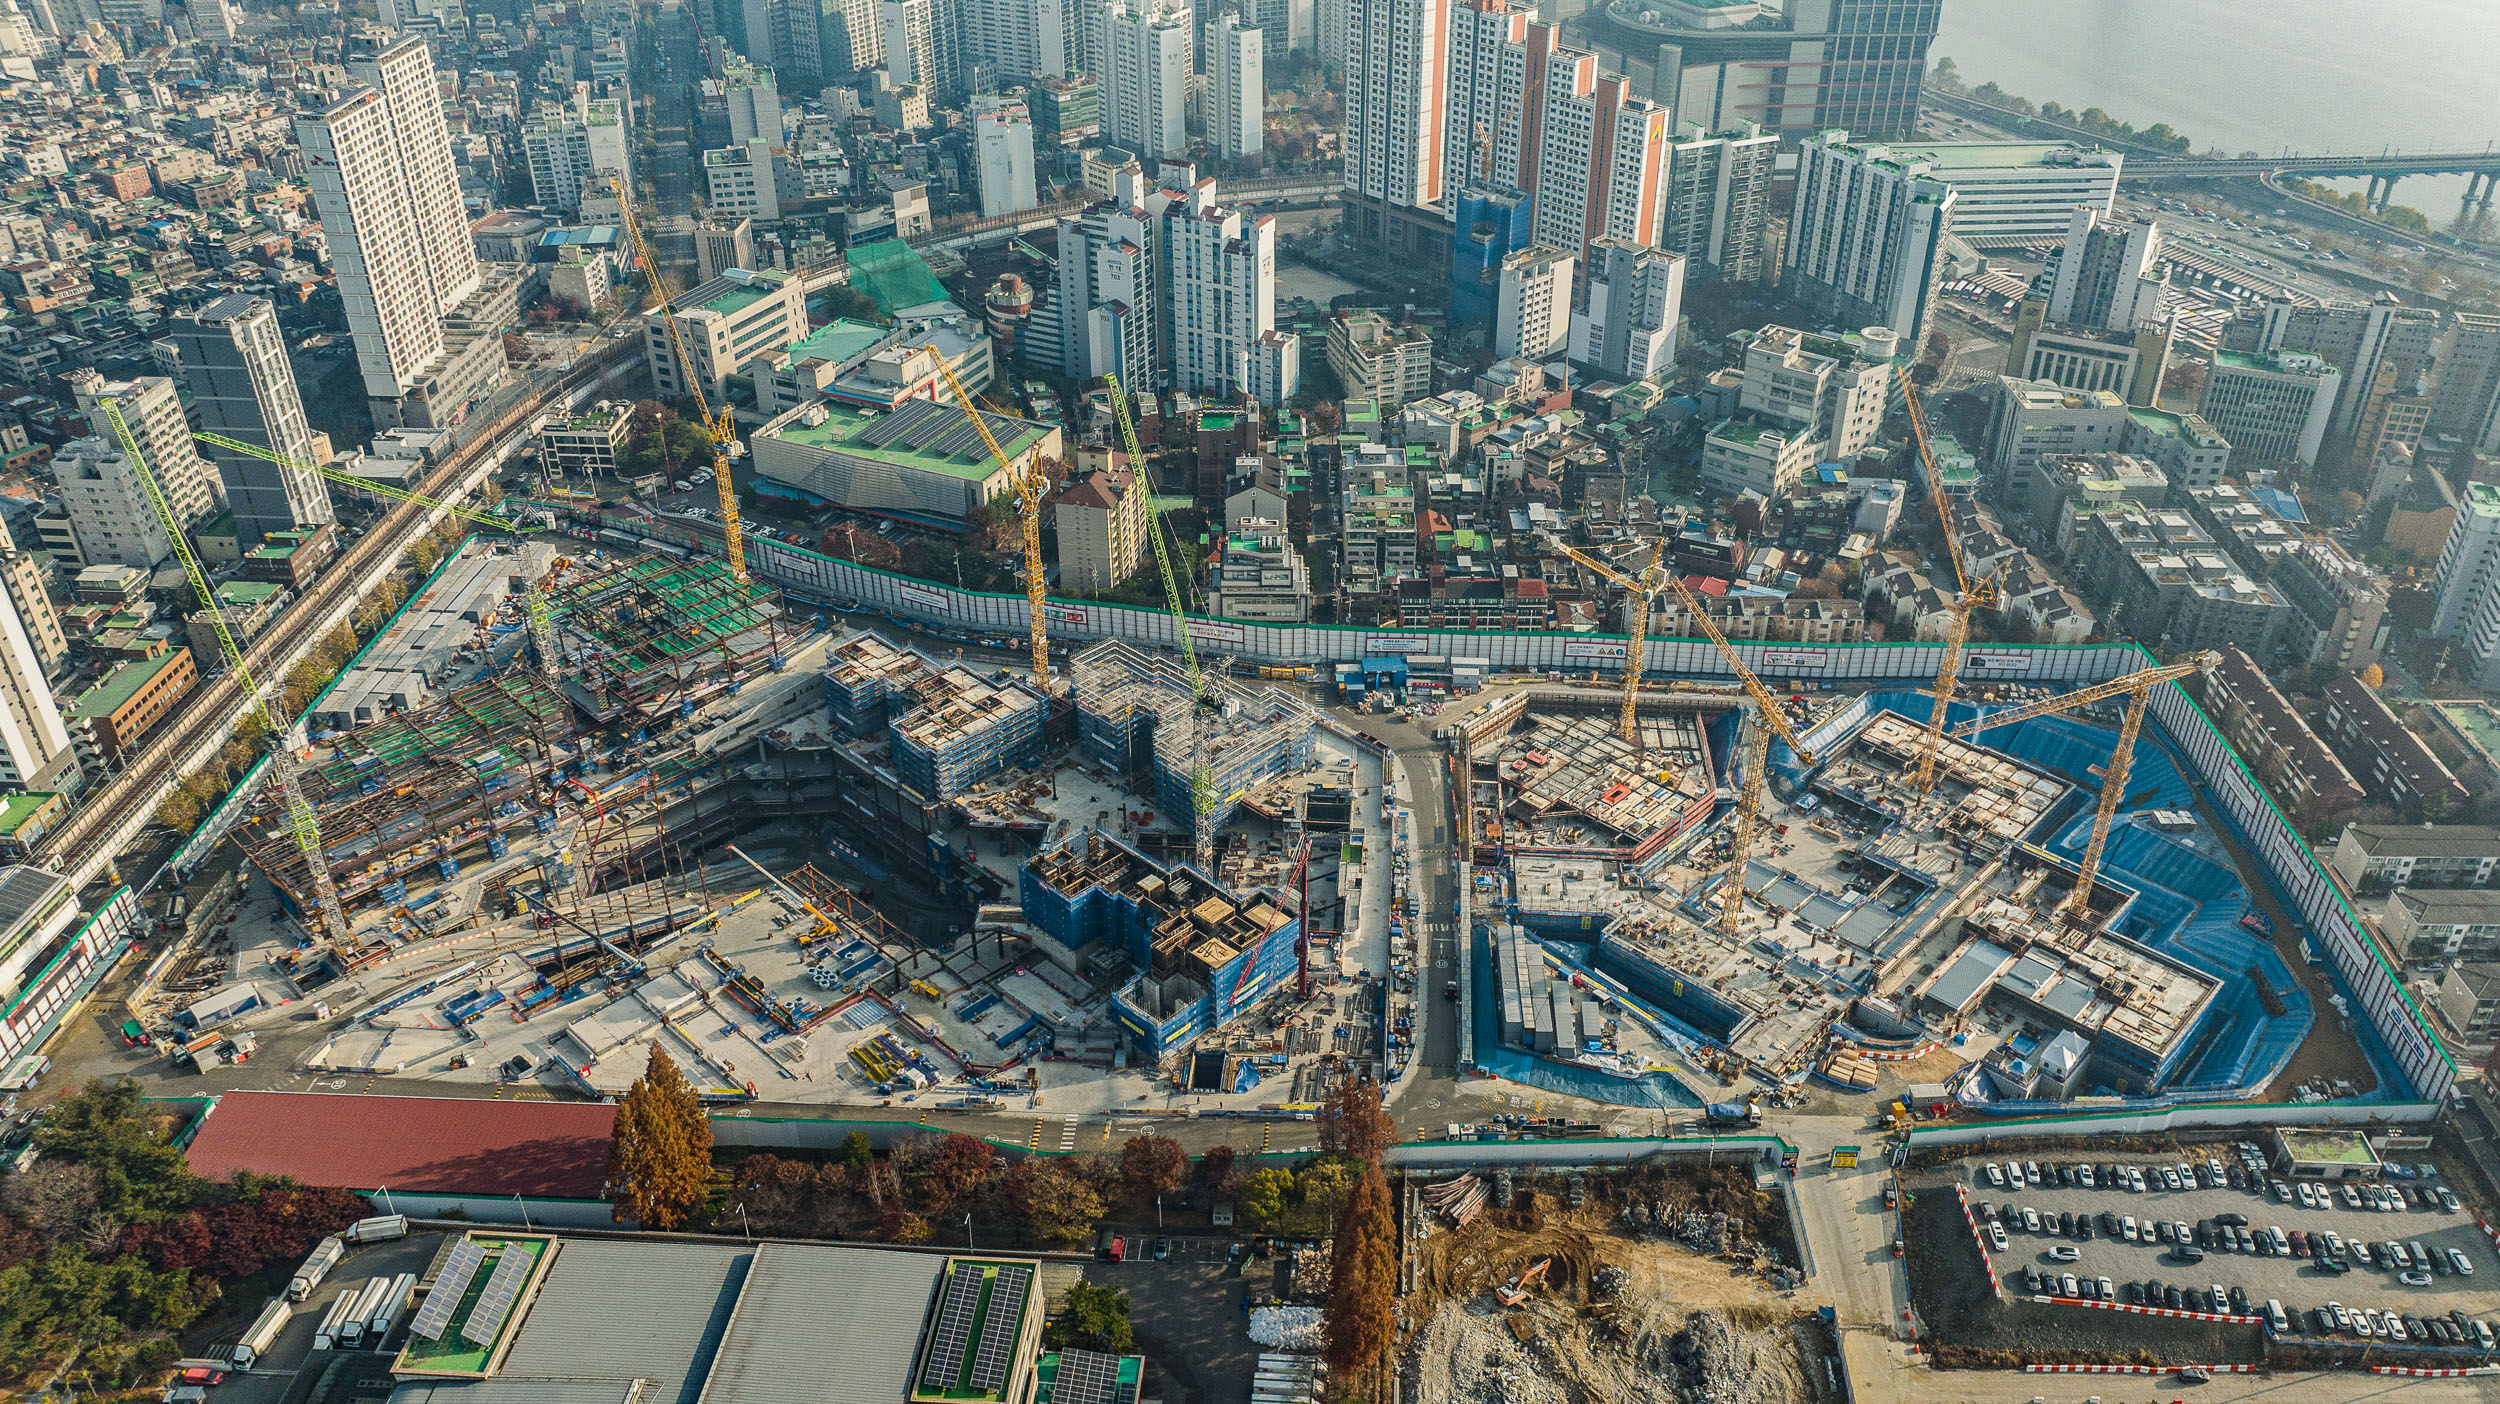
[1953,1187,2003,1298]
[2024,1363,2256,1375]
[2370,1364,2500,1378]
[1862,1041,1940,1062]
[2041,1295,2261,1325]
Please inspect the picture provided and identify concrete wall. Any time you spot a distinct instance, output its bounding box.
[1904,1098,2441,1150]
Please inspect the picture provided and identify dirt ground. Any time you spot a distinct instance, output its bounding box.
[1402,1167,1835,1404]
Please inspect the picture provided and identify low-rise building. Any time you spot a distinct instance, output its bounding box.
[2271,536,2390,672]
[2384,886,2500,963]
[1049,463,1149,593]
[2197,645,2363,838]
[2318,675,2469,820]
[2330,823,2500,893]
[2073,508,2289,656]
[1700,413,1822,500]
[535,401,632,480]
[751,396,1057,527]
[1325,310,1433,409]
[66,647,198,775]
[1207,517,1311,622]
[2027,451,2167,558]
[0,793,65,862]
[2434,961,2500,1044]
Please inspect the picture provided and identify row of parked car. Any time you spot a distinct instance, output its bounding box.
[1977,1153,2460,1212]
[2006,1261,2500,1346]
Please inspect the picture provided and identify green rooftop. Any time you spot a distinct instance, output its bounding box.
[69,651,187,720]
[1200,412,1239,431]
[781,317,892,366]
[391,1235,553,1377]
[2278,1129,2376,1165]
[0,793,57,835]
[911,1259,1036,1403]
[2472,482,2500,514]
[1034,1352,1142,1404]
[769,400,1050,482]
[215,580,282,606]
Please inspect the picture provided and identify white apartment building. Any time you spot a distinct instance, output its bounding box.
[1734,324,1892,459]
[1342,0,1448,259]
[1102,2,1187,160]
[2049,206,2164,331]
[151,295,331,547]
[1570,237,1683,382]
[2432,311,2500,452]
[974,101,1038,217]
[0,565,66,789]
[523,98,632,216]
[2227,293,2441,444]
[1055,196,1158,383]
[1162,183,1281,401]
[1327,310,1433,407]
[1494,245,1572,362]
[2430,482,2500,691]
[704,138,781,220]
[724,61,781,145]
[1887,141,2121,247]
[51,438,188,570]
[1783,131,1955,355]
[1247,328,1299,408]
[2198,349,2341,467]
[1530,54,1667,271]
[959,0,1068,83]
[881,0,958,96]
[1211,12,1262,162]
[1442,0,1532,202]
[1660,121,1778,282]
[66,371,218,542]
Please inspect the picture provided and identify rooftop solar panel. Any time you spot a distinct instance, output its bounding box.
[918,1261,986,1394]
[966,1265,1029,1393]
[408,1239,487,1341]
[459,1244,535,1346]
[1048,1349,1125,1404]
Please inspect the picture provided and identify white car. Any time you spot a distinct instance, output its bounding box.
[2341,1184,2362,1210]
[1988,1224,2009,1252]
[2387,1311,2411,1340]
[2121,1215,2139,1242]
[1983,1164,2005,1187]
[2022,1207,2041,1233]
[2440,1187,2462,1212]
[2296,1183,2317,1209]
[2127,1166,2146,1193]
[2047,1245,2080,1262]
[2328,1301,2351,1332]
[2060,1272,2080,1297]
[2004,1161,2023,1187]
[2400,1269,2433,1287]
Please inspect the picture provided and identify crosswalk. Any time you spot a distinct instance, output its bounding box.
[1057,1114,1079,1151]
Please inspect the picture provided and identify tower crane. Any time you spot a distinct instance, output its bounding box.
[1948,652,2219,921]
[612,178,748,582]
[194,432,575,681]
[1899,365,1999,797]
[1547,537,1814,937]
[1547,538,1666,751]
[1103,373,1222,874]
[928,358,1052,687]
[99,404,343,943]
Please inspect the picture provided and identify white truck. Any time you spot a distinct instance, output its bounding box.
[311,1291,360,1351]
[231,1297,291,1369]
[365,1272,416,1348]
[344,1214,408,1243]
[336,1277,392,1349]
[288,1236,345,1301]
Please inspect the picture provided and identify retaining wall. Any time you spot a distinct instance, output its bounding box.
[1905,1098,2441,1149]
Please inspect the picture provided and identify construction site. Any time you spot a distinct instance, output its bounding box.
[1398,1161,1832,1404]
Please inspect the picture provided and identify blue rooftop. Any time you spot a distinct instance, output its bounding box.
[2252,486,2306,523]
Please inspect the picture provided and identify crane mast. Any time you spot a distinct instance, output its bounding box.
[1899,366,1996,797]
[612,178,748,582]
[1950,653,2217,920]
[1103,374,1221,873]
[101,404,343,942]
[930,359,1052,687]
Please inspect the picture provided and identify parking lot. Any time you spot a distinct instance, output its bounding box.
[1093,1232,1274,1404]
[1965,1147,2500,1344]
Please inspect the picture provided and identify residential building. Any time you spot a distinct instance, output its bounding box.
[1985,377,2130,497]
[1247,329,1299,408]
[873,81,932,131]
[1208,517,1311,621]
[1054,196,1157,383]
[1493,245,1572,363]
[2318,673,2469,820]
[151,296,331,548]
[2180,482,2301,580]
[66,648,198,775]
[1031,74,1099,144]
[1341,0,1450,262]
[2431,482,2500,690]
[1326,310,1434,408]
[958,0,1066,84]
[2224,292,2441,448]
[2026,451,2167,559]
[704,138,782,220]
[1049,462,1148,591]
[1102,1,1187,160]
[2271,536,2390,672]
[643,267,817,405]
[974,101,1039,217]
[0,521,63,682]
[2074,507,2289,656]
[2121,404,2232,492]
[2431,311,2500,452]
[536,402,634,481]
[1565,0,1940,143]
[2197,349,2341,467]
[1531,54,1669,273]
[1439,0,1536,207]
[1161,184,1283,401]
[1646,593,1869,644]
[2435,962,2500,1043]
[1700,416,1822,501]
[1569,238,1684,382]
[0,556,66,790]
[61,372,218,563]
[2384,888,2500,964]
[521,98,631,215]
[1658,121,1778,282]
[2048,206,2165,330]
[880,0,958,96]
[1783,130,1955,355]
[2197,645,2363,838]
[2330,823,2500,893]
[1732,323,1894,460]
[1211,11,1262,162]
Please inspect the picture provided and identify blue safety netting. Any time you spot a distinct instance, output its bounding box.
[1468,923,1705,1110]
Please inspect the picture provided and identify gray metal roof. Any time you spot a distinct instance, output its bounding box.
[499,1240,753,1404]
[389,1383,645,1404]
[695,1242,946,1404]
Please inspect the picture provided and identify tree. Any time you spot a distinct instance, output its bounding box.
[1928,55,1958,91]
[3,1164,99,1248]
[1117,1135,1187,1204]
[1321,1162,1396,1378]
[835,1130,874,1167]
[607,1043,713,1230]
[1193,1145,1240,1202]
[1004,1158,1104,1246]
[826,285,886,324]
[1292,1158,1356,1232]
[1044,1282,1136,1355]
[1317,1079,1395,1162]
[32,1080,196,1227]
[2360,663,2385,689]
[1234,1167,1294,1233]
[916,1134,994,1213]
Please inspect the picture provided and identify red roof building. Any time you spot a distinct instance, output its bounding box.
[183,1092,618,1199]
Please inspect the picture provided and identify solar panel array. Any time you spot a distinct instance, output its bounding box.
[966,1265,1030,1394]
[852,398,1021,462]
[1048,1349,1125,1404]
[459,1245,534,1346]
[408,1239,487,1341]
[917,1262,987,1394]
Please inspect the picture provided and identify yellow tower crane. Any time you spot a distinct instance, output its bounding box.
[928,358,1052,687]
[193,432,574,681]
[1549,538,1814,937]
[99,405,343,942]
[1548,538,1667,750]
[1948,652,2219,921]
[1103,373,1223,873]
[612,178,747,581]
[1900,365,2000,797]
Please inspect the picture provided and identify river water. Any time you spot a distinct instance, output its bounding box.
[1931,0,2500,213]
